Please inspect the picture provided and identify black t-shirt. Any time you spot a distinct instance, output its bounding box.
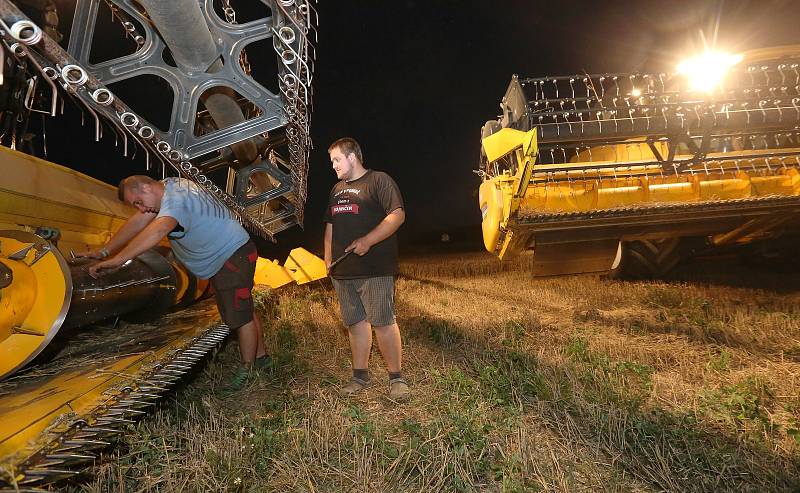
[323,170,404,279]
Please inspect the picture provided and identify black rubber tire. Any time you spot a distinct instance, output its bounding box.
[609,238,684,280]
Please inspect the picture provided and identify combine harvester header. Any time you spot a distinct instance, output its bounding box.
[479,46,800,277]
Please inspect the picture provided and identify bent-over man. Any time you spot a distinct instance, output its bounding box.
[81,175,269,388]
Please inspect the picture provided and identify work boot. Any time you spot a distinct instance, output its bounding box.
[388,377,410,401]
[226,366,253,391]
[338,376,369,396]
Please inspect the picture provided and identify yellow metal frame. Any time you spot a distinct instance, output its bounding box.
[254,247,327,288]
[0,230,72,379]
[479,128,538,257]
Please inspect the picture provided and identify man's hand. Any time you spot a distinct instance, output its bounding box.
[346,236,372,256]
[88,256,126,278]
[74,249,107,260]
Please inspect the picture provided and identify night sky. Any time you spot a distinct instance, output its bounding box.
[26,0,800,257]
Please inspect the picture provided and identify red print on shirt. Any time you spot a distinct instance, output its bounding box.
[331,203,360,215]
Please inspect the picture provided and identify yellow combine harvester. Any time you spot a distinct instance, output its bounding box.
[479,46,800,277]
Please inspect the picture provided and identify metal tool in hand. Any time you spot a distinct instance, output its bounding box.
[328,250,353,273]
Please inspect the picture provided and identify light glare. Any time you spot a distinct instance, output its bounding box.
[677,51,743,92]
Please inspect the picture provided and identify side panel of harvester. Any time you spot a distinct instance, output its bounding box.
[478,46,800,277]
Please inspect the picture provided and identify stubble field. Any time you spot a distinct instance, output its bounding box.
[70,252,800,492]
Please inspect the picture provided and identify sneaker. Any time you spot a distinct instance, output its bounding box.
[226,366,252,391]
[254,355,273,372]
[388,377,410,401]
[338,376,369,396]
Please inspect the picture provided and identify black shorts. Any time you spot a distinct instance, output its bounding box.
[210,241,258,329]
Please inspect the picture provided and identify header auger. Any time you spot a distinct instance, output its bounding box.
[479,46,800,277]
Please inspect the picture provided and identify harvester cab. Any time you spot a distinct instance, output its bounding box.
[478,46,800,278]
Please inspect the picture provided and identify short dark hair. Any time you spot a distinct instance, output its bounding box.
[328,137,363,164]
[118,175,157,201]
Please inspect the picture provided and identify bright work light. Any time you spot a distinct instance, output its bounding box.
[677,51,743,92]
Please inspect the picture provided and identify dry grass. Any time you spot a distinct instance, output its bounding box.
[69,253,800,492]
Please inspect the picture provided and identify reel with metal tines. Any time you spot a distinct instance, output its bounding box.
[0,0,319,240]
[513,57,800,144]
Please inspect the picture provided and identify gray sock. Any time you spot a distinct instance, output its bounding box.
[353,368,369,381]
[389,371,402,380]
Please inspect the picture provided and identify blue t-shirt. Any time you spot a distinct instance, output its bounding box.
[157,178,249,279]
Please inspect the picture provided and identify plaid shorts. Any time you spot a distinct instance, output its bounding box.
[210,241,258,329]
[332,276,396,327]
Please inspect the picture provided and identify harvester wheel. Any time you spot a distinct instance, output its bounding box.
[609,238,683,280]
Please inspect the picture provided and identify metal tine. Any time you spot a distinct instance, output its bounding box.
[145,378,177,385]
[44,452,97,465]
[70,428,117,440]
[152,373,182,380]
[170,358,199,365]
[117,399,155,407]
[127,392,162,399]
[69,429,100,439]
[61,84,103,141]
[51,443,82,453]
[75,426,121,436]
[94,413,138,423]
[61,439,110,448]
[34,458,66,468]
[136,386,167,393]
[104,408,147,416]
[138,382,169,390]
[24,53,58,116]
[172,355,200,362]
[117,402,156,412]
[164,363,192,370]
[93,417,135,426]
[19,469,77,484]
[181,349,206,355]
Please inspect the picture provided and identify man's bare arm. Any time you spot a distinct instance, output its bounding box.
[347,208,405,256]
[89,216,177,277]
[76,211,157,258]
[106,211,161,253]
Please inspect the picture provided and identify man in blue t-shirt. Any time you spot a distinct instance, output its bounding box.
[82,175,269,383]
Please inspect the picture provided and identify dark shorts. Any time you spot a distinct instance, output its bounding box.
[331,276,396,327]
[210,241,258,329]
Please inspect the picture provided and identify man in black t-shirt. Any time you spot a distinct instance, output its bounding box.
[323,137,409,400]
